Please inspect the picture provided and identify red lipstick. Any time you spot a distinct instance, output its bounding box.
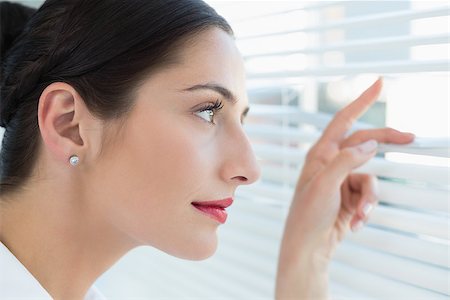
[191,197,233,224]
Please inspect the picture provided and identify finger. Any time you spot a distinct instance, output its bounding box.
[341,174,376,215]
[302,126,414,185]
[320,77,383,144]
[340,177,354,215]
[341,127,415,149]
[298,78,384,185]
[347,174,379,231]
[316,140,378,191]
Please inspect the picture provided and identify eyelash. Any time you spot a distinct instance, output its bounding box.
[195,99,224,125]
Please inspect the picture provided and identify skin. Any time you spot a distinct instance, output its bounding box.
[0,27,414,300]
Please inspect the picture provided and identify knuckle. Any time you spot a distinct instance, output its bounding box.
[342,133,361,148]
[353,130,368,139]
[340,148,357,160]
[307,143,331,164]
[356,129,380,142]
[316,153,331,166]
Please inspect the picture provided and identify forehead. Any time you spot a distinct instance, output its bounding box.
[178,27,245,79]
[140,28,248,103]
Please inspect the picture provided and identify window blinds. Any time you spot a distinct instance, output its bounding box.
[228,1,448,299]
[229,1,450,299]
[95,2,449,299]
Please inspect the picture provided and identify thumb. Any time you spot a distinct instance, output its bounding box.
[318,140,378,187]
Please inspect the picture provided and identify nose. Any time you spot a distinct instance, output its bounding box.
[219,125,261,186]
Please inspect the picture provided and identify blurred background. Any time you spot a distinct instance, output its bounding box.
[1,1,449,299]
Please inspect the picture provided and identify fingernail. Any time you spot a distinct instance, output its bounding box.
[358,140,378,153]
[362,202,373,216]
[352,221,364,232]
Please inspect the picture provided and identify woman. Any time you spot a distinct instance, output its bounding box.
[0,1,415,299]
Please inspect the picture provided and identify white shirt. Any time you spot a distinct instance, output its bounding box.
[0,241,107,300]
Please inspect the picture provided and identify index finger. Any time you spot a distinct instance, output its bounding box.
[320,77,383,144]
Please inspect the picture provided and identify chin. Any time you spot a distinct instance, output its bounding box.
[166,235,219,261]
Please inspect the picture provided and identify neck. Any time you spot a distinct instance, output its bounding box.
[0,180,137,300]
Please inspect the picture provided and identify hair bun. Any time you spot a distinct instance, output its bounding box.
[0,1,36,60]
[0,1,37,128]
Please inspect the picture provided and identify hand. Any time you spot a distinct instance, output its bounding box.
[275,78,415,299]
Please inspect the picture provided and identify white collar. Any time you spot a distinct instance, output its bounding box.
[0,241,106,299]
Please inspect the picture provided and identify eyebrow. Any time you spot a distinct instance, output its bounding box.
[183,83,237,103]
[181,83,250,120]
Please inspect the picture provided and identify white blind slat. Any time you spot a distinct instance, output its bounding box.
[239,6,450,39]
[370,205,449,240]
[235,1,352,23]
[334,242,449,294]
[347,226,449,268]
[330,261,449,300]
[247,60,450,78]
[244,33,450,59]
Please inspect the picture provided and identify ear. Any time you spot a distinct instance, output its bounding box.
[38,82,102,166]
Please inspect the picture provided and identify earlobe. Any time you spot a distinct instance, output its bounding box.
[38,82,86,165]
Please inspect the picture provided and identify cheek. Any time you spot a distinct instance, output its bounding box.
[132,117,210,192]
[96,112,219,246]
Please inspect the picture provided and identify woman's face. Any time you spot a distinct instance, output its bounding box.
[88,28,261,260]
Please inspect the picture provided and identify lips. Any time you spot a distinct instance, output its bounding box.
[191,197,233,224]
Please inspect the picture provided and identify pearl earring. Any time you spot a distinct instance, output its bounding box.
[69,155,80,166]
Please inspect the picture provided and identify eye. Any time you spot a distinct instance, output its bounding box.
[194,100,224,125]
[196,110,215,123]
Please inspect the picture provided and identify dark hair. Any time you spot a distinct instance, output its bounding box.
[0,0,232,196]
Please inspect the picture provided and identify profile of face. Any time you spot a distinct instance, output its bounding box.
[84,28,261,260]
